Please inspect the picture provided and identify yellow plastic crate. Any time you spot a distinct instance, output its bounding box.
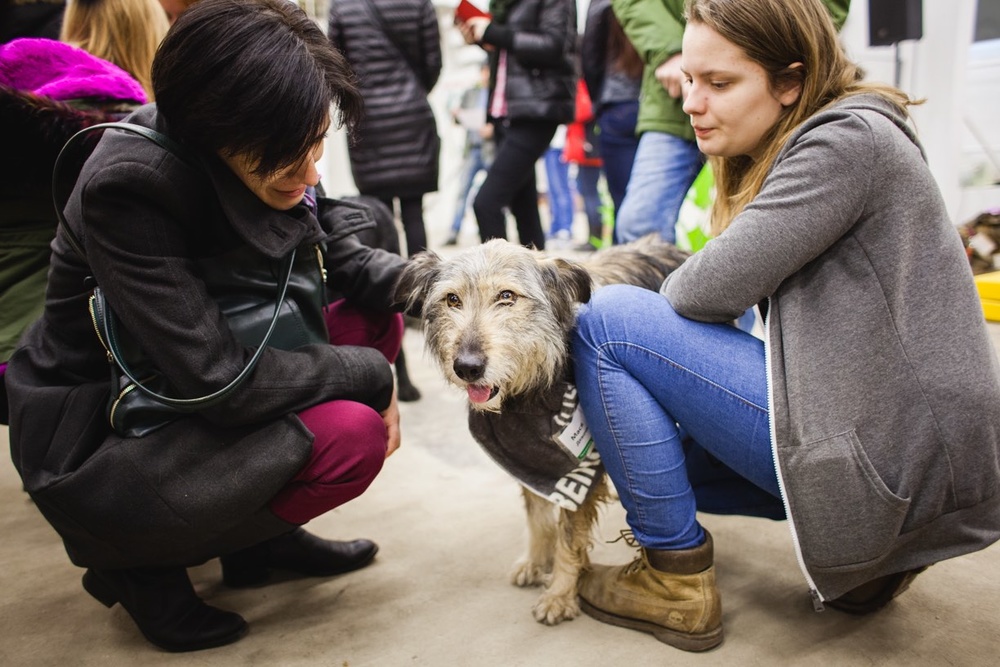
[975,271,1000,302]
[975,273,1000,321]
[982,299,1000,323]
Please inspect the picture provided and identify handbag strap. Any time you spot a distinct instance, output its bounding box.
[52,122,195,260]
[89,249,296,410]
[55,121,297,409]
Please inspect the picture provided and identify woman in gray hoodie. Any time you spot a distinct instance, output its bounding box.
[571,0,1000,653]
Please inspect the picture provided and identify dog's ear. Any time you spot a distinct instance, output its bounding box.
[541,258,593,330]
[549,258,593,305]
[393,250,442,317]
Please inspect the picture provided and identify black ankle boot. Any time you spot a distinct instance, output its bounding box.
[82,566,248,652]
[221,528,378,588]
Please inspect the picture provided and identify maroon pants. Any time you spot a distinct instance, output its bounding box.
[268,300,403,524]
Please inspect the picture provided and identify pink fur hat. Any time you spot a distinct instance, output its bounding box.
[0,37,147,104]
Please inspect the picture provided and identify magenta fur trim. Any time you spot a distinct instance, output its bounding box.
[0,38,147,104]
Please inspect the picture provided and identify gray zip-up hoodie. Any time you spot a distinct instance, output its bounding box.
[662,94,1000,603]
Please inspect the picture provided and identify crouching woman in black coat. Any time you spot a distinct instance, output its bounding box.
[6,0,407,652]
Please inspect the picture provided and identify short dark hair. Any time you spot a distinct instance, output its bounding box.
[152,0,362,176]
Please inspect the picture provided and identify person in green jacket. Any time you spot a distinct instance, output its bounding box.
[609,0,849,245]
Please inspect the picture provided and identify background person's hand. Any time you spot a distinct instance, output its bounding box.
[457,17,491,45]
[654,53,685,99]
[381,388,401,458]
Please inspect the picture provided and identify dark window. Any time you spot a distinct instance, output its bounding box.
[975,0,1000,42]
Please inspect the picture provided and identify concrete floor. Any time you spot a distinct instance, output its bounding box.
[3,202,1000,665]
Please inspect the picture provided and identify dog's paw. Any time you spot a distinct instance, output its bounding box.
[510,558,549,588]
[532,592,580,625]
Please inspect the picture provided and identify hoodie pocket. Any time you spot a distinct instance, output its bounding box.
[781,429,910,570]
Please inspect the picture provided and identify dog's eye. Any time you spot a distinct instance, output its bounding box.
[446,293,462,308]
[496,290,517,305]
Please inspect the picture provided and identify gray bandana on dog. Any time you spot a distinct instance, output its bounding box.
[468,381,603,511]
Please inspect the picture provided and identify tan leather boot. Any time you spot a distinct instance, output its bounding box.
[577,530,723,652]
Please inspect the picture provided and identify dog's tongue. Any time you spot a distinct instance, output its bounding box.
[467,384,493,404]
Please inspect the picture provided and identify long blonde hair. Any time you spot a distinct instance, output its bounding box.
[685,0,914,236]
[60,0,169,101]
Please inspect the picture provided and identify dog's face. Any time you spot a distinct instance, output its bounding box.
[395,240,592,412]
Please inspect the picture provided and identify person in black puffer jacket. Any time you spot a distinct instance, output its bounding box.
[457,0,577,250]
[328,0,442,257]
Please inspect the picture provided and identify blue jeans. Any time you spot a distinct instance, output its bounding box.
[571,285,784,551]
[543,146,574,237]
[574,164,602,242]
[614,132,703,244]
[450,144,490,234]
[596,100,639,214]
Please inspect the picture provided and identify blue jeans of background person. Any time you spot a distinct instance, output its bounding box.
[450,144,489,236]
[543,146,574,238]
[614,131,703,244]
[596,100,640,214]
[571,285,784,551]
[574,164,603,244]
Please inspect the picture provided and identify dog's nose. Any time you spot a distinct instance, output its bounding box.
[453,352,486,383]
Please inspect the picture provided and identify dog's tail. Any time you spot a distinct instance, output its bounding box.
[584,234,690,291]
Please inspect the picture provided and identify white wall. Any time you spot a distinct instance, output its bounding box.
[840,0,1000,224]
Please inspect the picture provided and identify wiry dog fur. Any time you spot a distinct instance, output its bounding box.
[394,236,688,625]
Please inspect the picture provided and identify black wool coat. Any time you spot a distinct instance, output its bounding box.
[7,105,405,569]
[328,0,442,198]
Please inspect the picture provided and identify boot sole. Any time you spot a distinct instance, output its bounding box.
[82,569,249,652]
[223,544,379,589]
[579,597,724,652]
[142,620,249,654]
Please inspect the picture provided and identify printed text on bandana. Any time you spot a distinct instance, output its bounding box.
[547,448,601,511]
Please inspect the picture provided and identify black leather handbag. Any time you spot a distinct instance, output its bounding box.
[53,122,329,437]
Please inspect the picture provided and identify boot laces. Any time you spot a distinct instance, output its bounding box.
[607,530,645,574]
[607,529,639,547]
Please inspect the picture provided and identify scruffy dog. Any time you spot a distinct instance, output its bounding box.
[394,237,688,624]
